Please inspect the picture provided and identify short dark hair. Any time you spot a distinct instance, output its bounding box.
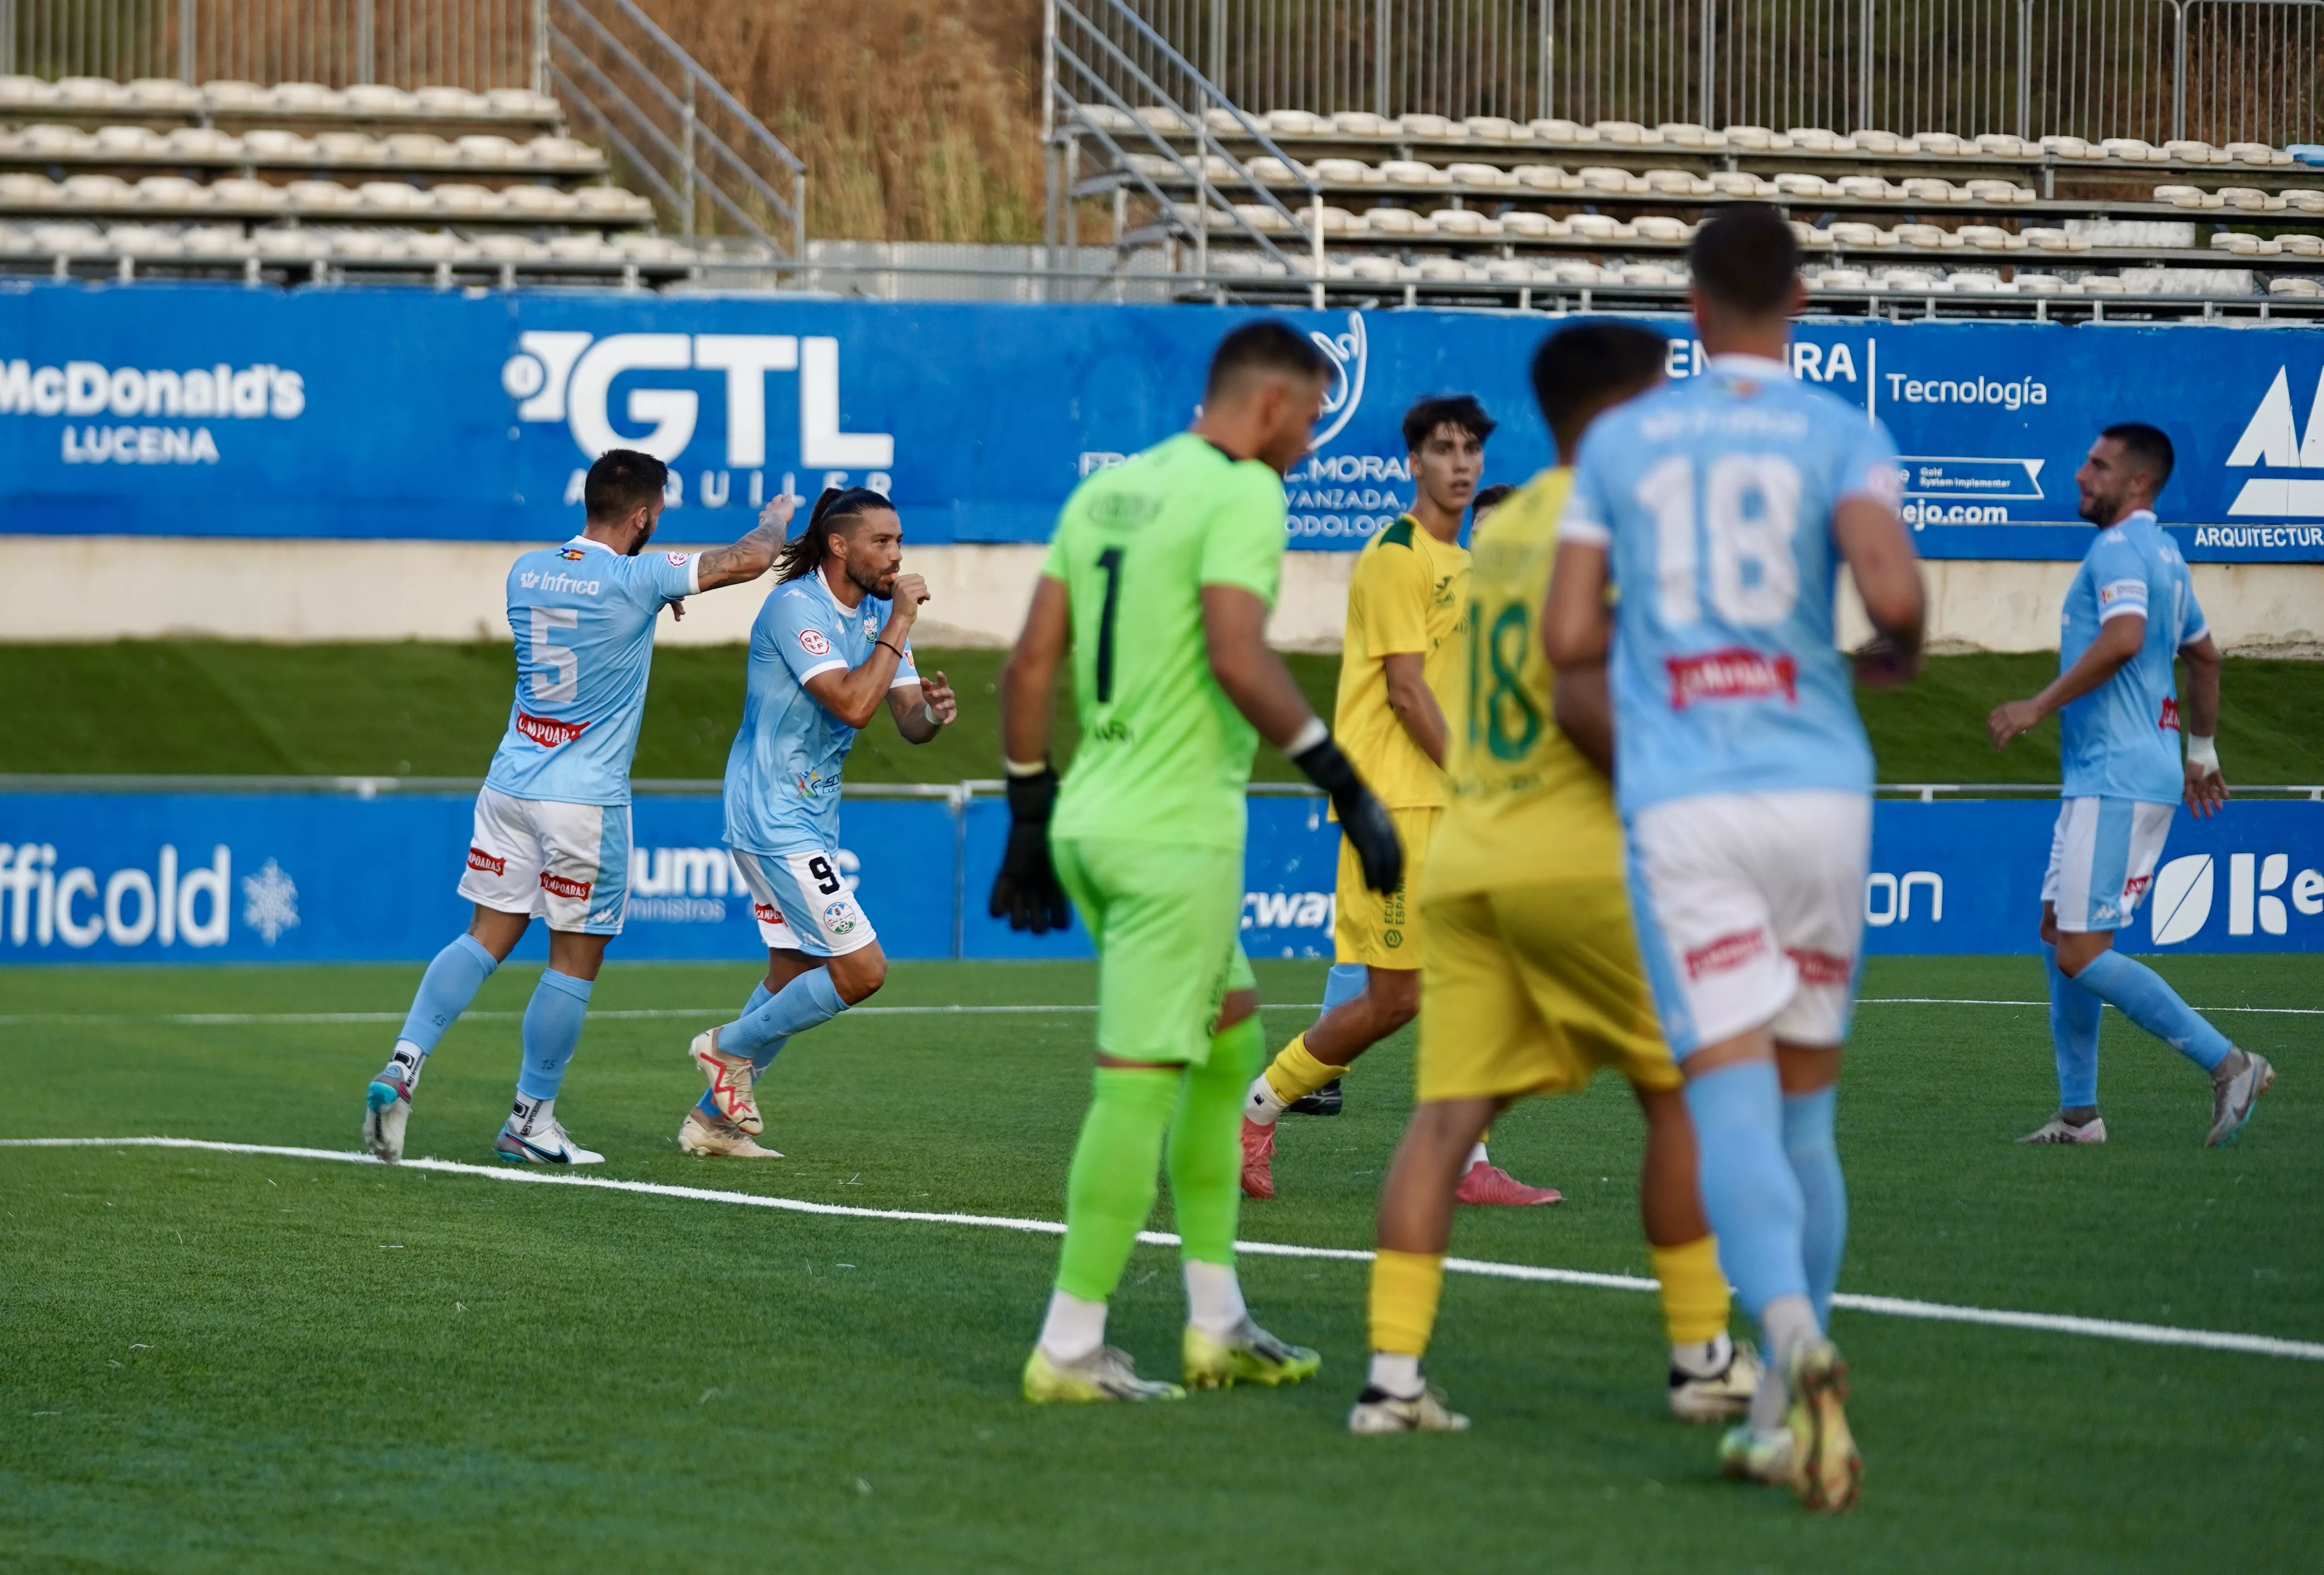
[1401,394,1496,453]
[1205,319,1331,399]
[1688,203,1800,318]
[583,448,668,523]
[1530,320,1670,453]
[1471,483,1516,517]
[775,485,894,583]
[2101,421,2176,491]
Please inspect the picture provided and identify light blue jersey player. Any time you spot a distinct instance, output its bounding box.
[363,450,789,1169]
[1989,424,2272,1149]
[1544,206,1927,1514]
[680,488,958,1159]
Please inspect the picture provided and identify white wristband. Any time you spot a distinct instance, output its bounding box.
[2186,733,2219,771]
[920,701,941,728]
[1286,716,1330,756]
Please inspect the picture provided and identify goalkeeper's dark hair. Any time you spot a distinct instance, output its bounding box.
[1530,321,1670,454]
[1688,202,1801,319]
[2101,421,2176,490]
[1205,318,1331,400]
[1401,393,1496,453]
[582,448,668,523]
[1470,482,1516,518]
[774,486,894,583]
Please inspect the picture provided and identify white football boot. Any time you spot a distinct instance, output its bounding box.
[2206,1051,2275,1147]
[493,1113,604,1166]
[363,1047,424,1163]
[677,1107,783,1158]
[688,1028,764,1136]
[2018,1113,2108,1145]
[1348,1382,1470,1433]
[1670,1337,1763,1423]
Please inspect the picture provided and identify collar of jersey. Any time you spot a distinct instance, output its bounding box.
[1706,352,1792,381]
[806,564,875,617]
[561,535,617,557]
[2114,508,2158,530]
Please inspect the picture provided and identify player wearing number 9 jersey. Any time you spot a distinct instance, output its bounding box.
[1545,205,1927,1513]
[363,449,790,1171]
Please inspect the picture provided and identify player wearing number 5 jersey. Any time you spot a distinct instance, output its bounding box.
[991,320,1402,1404]
[1546,205,1927,1513]
[680,487,958,1159]
[363,449,790,1169]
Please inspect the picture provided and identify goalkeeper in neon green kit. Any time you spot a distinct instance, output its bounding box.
[993,320,1405,1401]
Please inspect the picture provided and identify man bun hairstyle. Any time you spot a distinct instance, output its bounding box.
[1205,318,1332,400]
[1530,320,1670,452]
[1688,202,1801,319]
[774,485,893,583]
[583,448,669,523]
[1401,393,1497,453]
[2102,421,2176,491]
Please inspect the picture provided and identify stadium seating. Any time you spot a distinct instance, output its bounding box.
[0,73,689,284]
[1074,104,2324,312]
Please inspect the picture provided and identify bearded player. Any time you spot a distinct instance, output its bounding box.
[992,320,1403,1402]
[1350,321,1760,1437]
[1241,395,1557,1207]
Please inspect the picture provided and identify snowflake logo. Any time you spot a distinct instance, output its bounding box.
[241,858,299,944]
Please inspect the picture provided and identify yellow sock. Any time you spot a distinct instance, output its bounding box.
[1262,1034,1342,1105]
[1649,1235,1731,1346]
[1368,1249,1446,1356]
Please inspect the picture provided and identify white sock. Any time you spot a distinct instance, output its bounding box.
[1038,1290,1108,1365]
[1750,1293,1822,1431]
[387,1041,425,1086]
[1184,1259,1248,1336]
[1367,1351,1423,1399]
[1244,1074,1287,1127]
[1464,1142,1490,1170]
[1670,1329,1734,1379]
[1748,1362,1788,1431]
[510,1093,553,1133]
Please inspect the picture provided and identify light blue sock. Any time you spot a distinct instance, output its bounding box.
[1781,1087,1846,1330]
[2073,950,2233,1073]
[1683,1061,1810,1320]
[2045,944,2102,1108]
[395,933,498,1056]
[699,980,778,1117]
[720,968,845,1059]
[1321,964,1367,1013]
[515,969,593,1100]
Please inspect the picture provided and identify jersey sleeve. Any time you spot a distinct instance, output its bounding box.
[891,626,922,690]
[2086,534,2152,624]
[1352,538,1432,657]
[768,585,850,683]
[1557,436,1615,549]
[1197,463,1288,605]
[1834,416,1905,513]
[620,549,700,607]
[2176,566,2210,646]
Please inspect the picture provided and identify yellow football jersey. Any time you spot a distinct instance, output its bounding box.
[1333,514,1469,810]
[1426,468,1627,898]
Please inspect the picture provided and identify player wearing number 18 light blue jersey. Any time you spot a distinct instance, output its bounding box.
[361,450,789,1170]
[1545,206,1927,1513]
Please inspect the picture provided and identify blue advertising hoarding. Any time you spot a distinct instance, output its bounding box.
[1,789,2316,967]
[5,279,2324,560]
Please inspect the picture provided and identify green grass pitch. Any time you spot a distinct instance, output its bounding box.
[0,953,2317,1572]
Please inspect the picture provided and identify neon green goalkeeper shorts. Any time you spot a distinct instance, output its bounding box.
[1052,835,1257,1065]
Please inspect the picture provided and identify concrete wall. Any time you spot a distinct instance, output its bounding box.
[4,536,2320,656]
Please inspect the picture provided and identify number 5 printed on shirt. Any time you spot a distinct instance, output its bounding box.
[530,607,580,703]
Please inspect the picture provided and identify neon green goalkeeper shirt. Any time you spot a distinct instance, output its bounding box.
[1044,431,1288,851]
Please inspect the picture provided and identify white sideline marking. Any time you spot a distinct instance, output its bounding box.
[4,1134,2319,1365]
[1,998,2315,1028]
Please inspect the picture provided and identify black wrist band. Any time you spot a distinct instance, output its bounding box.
[877,639,903,658]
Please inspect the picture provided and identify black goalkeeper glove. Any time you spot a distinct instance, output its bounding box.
[1292,732,1403,895]
[988,765,1074,935]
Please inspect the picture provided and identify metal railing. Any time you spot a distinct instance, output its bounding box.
[1055,0,2324,148]
[0,0,805,257]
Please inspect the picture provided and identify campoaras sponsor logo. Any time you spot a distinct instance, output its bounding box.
[466,847,507,876]
[1684,927,1768,980]
[539,871,593,901]
[1787,946,1853,986]
[1666,648,1798,710]
[515,712,589,748]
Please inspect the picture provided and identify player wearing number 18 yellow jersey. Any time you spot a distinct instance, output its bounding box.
[1351,322,1759,1435]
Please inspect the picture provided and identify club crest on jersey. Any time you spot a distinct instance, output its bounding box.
[515,711,590,748]
[823,900,858,936]
[665,552,688,567]
[1666,648,1799,710]
[557,547,587,561]
[798,628,832,656]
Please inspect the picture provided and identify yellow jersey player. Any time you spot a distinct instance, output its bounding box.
[1350,321,1761,1435]
[1241,396,1557,1207]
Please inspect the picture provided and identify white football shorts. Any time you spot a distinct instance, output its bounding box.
[2042,796,2176,933]
[730,846,877,957]
[456,785,631,935]
[1625,789,1871,1057]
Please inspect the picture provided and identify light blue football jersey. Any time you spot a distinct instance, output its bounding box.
[2058,510,2205,803]
[1561,353,1904,816]
[724,570,919,855]
[482,536,697,807]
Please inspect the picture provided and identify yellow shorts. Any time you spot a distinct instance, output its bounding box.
[1417,874,1678,1104]
[1333,806,1438,968]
